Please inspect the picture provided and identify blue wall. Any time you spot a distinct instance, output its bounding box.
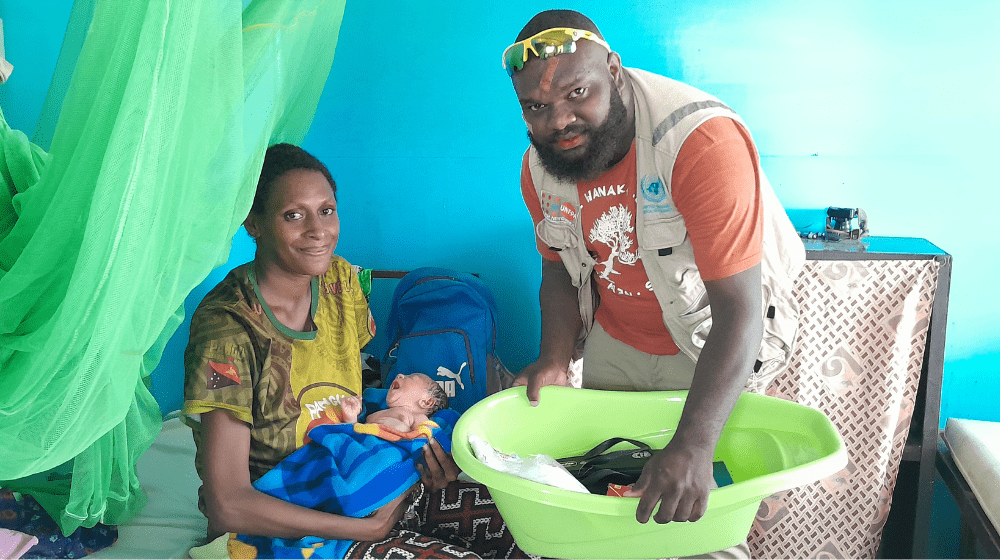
[2,1,997,555]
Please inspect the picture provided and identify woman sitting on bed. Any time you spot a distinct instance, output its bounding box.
[181,144,527,558]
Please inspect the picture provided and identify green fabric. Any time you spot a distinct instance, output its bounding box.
[354,266,373,299]
[0,0,346,535]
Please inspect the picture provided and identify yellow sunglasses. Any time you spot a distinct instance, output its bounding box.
[502,27,611,76]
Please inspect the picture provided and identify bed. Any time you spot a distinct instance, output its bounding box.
[86,414,207,559]
[936,418,1000,558]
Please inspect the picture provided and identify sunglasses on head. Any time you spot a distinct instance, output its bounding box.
[502,27,611,77]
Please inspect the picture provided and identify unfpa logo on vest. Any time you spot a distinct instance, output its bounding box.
[560,203,577,222]
[435,363,466,397]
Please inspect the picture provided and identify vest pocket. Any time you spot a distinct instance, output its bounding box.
[640,212,687,252]
[680,305,713,351]
[760,284,798,350]
[536,219,579,251]
[749,284,800,392]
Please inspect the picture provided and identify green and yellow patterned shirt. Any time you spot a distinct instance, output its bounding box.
[182,255,375,484]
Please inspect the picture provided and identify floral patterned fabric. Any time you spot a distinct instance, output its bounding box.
[0,488,117,558]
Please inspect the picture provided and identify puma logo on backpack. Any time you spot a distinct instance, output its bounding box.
[436,363,467,396]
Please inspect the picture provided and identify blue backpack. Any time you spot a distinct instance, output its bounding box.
[381,267,512,413]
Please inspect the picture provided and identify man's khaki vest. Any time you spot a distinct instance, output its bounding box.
[528,67,805,392]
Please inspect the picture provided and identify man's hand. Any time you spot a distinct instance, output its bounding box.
[624,439,715,524]
[514,257,581,407]
[512,359,569,406]
[417,437,461,492]
[623,265,763,524]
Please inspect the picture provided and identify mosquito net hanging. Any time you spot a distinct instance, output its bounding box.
[0,0,346,535]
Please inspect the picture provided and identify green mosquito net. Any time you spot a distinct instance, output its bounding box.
[0,0,346,535]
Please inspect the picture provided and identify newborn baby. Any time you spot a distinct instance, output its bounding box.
[341,373,449,432]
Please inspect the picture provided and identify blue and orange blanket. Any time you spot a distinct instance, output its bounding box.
[230,388,459,559]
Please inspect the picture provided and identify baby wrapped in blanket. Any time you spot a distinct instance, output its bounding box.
[341,373,449,438]
[231,374,456,559]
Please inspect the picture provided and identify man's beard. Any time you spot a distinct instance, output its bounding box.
[529,86,631,183]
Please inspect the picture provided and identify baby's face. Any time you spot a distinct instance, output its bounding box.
[386,373,433,408]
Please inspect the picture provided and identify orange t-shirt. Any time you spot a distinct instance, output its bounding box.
[520,117,763,355]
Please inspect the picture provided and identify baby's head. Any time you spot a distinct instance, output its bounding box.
[385,373,449,415]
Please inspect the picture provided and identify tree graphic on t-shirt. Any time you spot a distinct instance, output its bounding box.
[589,204,638,279]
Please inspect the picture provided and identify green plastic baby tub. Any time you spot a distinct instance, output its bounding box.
[452,386,847,559]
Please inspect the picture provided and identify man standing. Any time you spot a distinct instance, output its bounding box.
[507,8,805,549]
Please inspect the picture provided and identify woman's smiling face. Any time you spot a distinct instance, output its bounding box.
[247,168,339,278]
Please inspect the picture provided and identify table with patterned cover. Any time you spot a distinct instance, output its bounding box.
[749,237,950,559]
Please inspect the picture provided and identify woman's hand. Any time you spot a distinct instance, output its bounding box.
[361,485,416,541]
[417,437,461,492]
